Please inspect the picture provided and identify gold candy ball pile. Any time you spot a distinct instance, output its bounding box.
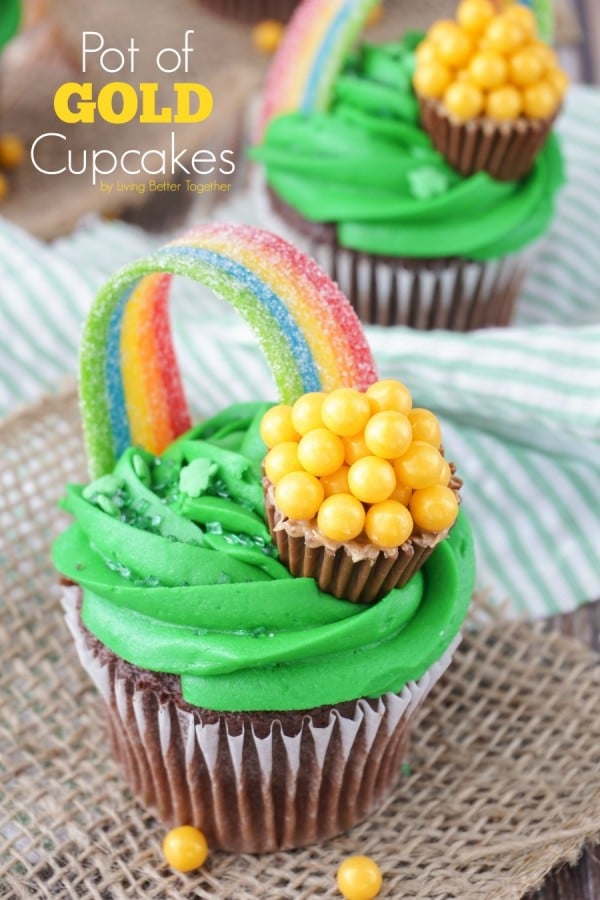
[260,381,458,550]
[413,1,568,122]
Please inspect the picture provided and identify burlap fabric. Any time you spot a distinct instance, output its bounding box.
[1,389,599,899]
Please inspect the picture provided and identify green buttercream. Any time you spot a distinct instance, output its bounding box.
[251,34,565,261]
[52,402,475,712]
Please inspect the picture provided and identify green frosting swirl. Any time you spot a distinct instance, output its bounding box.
[251,33,565,261]
[52,403,475,712]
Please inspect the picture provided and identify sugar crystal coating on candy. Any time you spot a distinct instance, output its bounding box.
[79,224,377,478]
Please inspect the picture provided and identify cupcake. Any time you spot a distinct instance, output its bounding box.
[198,0,299,25]
[250,0,565,329]
[52,224,475,853]
[414,2,568,181]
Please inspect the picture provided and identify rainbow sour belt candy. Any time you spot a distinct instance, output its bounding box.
[256,0,554,138]
[80,224,377,478]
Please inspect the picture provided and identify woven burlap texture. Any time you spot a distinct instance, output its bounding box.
[1,389,599,900]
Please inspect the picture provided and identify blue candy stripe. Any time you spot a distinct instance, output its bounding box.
[301,1,357,113]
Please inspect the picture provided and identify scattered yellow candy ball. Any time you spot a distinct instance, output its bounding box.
[486,84,523,120]
[394,442,445,490]
[0,133,25,169]
[260,405,299,448]
[298,427,345,477]
[364,411,412,459]
[436,28,473,68]
[522,80,558,118]
[264,442,300,485]
[509,46,545,86]
[251,19,284,54]
[410,484,459,532]
[365,3,383,28]
[0,173,8,203]
[408,408,442,448]
[485,16,527,54]
[456,0,495,34]
[320,465,350,497]
[365,379,412,415]
[444,81,484,121]
[291,391,325,435]
[337,855,383,900]
[348,456,396,505]
[343,431,370,465]
[469,49,508,89]
[317,493,366,542]
[275,471,324,520]
[503,4,538,39]
[321,388,372,437]
[365,500,414,549]
[163,826,208,873]
[413,60,452,99]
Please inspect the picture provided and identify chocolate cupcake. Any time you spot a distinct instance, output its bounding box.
[52,224,475,853]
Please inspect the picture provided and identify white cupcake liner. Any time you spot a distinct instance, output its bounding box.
[63,585,459,852]
[251,169,539,330]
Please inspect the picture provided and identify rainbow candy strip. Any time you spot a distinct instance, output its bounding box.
[257,0,554,138]
[80,224,378,478]
[256,0,379,139]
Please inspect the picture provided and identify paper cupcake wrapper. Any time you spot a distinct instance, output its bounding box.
[419,98,557,182]
[198,0,299,23]
[252,172,537,329]
[62,586,459,852]
[265,492,437,604]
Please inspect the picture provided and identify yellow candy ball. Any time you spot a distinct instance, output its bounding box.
[415,40,438,66]
[410,484,459,532]
[547,68,569,99]
[529,40,558,73]
[364,411,412,459]
[389,481,413,506]
[469,50,508,89]
[438,458,452,486]
[321,388,371,437]
[394,441,445,490]
[343,431,370,465]
[251,19,284,54]
[320,465,350,497]
[509,46,545,86]
[522,80,558,118]
[408,408,442,448]
[456,0,495,34]
[317,493,366,542]
[365,379,412,415]
[297,428,345,477]
[275,471,324,520]
[365,501,414,549]
[413,60,452,99]
[443,81,484,121]
[348,456,396,505]
[486,84,523,120]
[0,133,25,169]
[163,826,208,873]
[337,855,383,900]
[503,4,538,39]
[485,17,526,54]
[428,20,461,47]
[291,391,325,435]
[436,28,473,68]
[260,405,299,448]
[264,442,300,485]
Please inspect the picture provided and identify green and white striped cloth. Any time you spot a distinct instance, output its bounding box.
[0,85,598,618]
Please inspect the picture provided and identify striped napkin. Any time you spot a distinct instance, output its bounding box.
[0,85,598,618]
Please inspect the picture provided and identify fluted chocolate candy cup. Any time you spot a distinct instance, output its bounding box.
[62,585,456,853]
[419,97,558,182]
[264,482,445,605]
[198,0,299,23]
[262,185,533,330]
